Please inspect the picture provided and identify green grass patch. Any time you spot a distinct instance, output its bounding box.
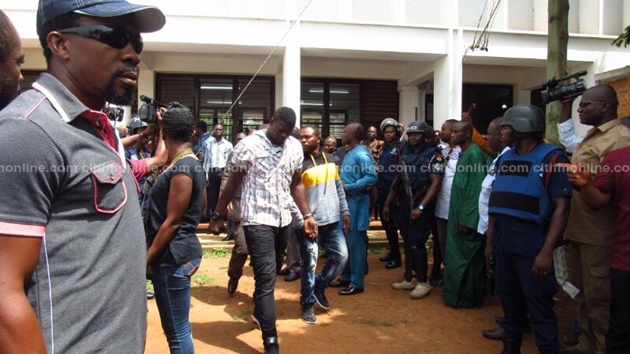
[367,247,389,255]
[146,279,154,293]
[191,274,215,286]
[233,309,253,323]
[204,248,230,258]
[351,317,376,326]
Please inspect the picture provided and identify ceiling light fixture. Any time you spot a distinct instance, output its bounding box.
[201,85,233,90]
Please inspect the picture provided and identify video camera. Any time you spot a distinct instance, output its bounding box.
[541,70,587,105]
[102,106,124,122]
[138,95,167,124]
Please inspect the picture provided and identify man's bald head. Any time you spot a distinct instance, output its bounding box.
[486,117,505,153]
[323,136,337,153]
[579,85,619,126]
[454,120,473,133]
[584,85,618,103]
[342,122,365,146]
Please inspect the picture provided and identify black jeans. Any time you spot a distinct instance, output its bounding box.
[243,225,290,340]
[607,267,630,354]
[206,170,223,216]
[377,192,401,260]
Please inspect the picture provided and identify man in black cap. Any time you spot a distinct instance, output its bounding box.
[0,1,165,353]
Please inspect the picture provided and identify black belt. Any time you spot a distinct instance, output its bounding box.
[210,167,226,172]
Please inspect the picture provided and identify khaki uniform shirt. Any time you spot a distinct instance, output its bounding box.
[566,119,630,246]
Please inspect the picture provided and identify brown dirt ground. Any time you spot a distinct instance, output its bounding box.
[145,253,575,354]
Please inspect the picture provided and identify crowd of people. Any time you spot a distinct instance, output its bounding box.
[1,1,630,354]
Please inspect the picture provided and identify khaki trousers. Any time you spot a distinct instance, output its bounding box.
[566,241,611,354]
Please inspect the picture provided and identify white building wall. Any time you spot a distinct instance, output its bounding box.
[3,0,630,134]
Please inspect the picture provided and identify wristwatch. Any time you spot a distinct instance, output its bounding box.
[211,211,222,220]
[417,205,425,212]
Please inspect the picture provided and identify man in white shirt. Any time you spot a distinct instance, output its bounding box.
[557,100,583,153]
[202,124,233,218]
[433,118,461,284]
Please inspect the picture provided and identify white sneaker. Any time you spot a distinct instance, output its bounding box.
[409,282,431,299]
[392,279,417,290]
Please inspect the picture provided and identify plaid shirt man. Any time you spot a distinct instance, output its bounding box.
[231,130,303,227]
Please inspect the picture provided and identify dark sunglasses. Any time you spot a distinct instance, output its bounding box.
[578,100,607,108]
[58,25,143,54]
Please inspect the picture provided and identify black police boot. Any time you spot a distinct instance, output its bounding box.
[263,335,279,354]
[501,339,521,354]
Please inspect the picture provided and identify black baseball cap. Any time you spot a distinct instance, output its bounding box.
[37,0,166,33]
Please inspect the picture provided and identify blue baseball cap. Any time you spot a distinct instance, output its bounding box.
[37,0,166,33]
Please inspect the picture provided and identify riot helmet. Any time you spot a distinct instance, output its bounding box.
[501,105,545,134]
[380,117,401,135]
[127,116,148,134]
[405,121,433,137]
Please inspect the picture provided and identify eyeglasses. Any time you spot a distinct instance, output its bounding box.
[578,100,608,108]
[58,25,143,54]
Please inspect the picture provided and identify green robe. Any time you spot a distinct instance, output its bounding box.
[442,143,489,308]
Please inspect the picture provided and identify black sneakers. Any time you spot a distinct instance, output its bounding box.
[301,307,317,324]
[314,290,330,310]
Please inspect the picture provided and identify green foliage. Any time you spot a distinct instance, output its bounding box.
[203,248,230,258]
[191,274,214,286]
[233,309,253,323]
[352,317,375,326]
[367,247,389,255]
[613,25,630,48]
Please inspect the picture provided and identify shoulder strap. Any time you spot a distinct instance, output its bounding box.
[394,142,404,163]
[544,152,562,189]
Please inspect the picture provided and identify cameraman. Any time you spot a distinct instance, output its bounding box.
[116,114,168,182]
[559,99,630,154]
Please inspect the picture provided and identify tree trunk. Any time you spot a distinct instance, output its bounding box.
[546,0,569,144]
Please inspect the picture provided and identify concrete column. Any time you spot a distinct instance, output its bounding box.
[282,2,301,124]
[282,44,301,124]
[433,28,463,131]
[398,85,419,126]
[533,0,547,32]
[137,67,155,105]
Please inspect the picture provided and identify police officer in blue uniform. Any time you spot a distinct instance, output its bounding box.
[384,121,444,299]
[487,105,572,354]
[377,118,405,269]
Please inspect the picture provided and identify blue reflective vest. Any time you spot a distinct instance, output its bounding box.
[488,143,562,225]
